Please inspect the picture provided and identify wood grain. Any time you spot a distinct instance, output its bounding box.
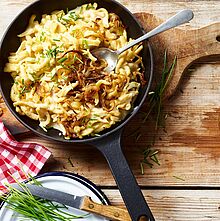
[1,1,220,220]
[104,189,220,221]
[0,0,219,186]
[0,102,29,135]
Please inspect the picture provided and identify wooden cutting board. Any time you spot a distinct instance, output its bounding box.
[0,12,220,135]
[135,12,220,100]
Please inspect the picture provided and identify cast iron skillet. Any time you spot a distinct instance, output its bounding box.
[0,0,154,220]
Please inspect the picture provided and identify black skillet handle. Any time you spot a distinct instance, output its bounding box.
[90,129,155,221]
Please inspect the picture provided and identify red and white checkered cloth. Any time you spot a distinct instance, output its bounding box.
[0,120,51,193]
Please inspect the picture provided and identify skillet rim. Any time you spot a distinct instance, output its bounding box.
[0,0,154,143]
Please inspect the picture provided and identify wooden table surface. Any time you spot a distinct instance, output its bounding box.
[0,0,220,220]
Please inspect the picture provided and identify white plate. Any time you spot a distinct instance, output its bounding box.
[0,172,109,221]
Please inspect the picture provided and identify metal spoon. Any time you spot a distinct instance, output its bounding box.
[92,9,194,72]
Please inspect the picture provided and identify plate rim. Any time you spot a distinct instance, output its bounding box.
[35,171,110,205]
[0,171,110,216]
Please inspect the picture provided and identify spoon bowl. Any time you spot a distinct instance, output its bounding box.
[92,48,118,73]
[92,9,194,72]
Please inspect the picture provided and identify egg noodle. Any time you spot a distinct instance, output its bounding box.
[4,3,146,139]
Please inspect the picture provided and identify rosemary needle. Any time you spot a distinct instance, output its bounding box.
[68,157,74,167]
[173,175,185,181]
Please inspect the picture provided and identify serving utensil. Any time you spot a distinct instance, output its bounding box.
[92,9,194,72]
[12,184,131,221]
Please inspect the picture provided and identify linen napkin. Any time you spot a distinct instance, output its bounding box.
[0,120,51,192]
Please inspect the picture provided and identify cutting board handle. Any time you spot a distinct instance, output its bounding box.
[178,22,220,67]
[135,13,220,100]
[166,22,220,99]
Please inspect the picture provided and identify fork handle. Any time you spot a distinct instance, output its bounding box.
[117,9,194,55]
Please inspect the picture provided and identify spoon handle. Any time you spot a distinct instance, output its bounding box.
[116,9,194,55]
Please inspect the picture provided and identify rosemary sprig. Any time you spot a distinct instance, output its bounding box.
[144,50,177,129]
[140,50,177,174]
[0,177,87,220]
[140,145,160,174]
